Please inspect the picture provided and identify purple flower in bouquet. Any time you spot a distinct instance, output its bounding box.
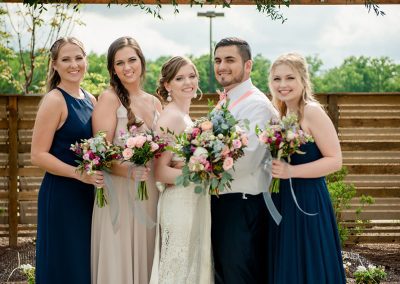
[256,113,314,193]
[70,131,122,207]
[119,126,168,200]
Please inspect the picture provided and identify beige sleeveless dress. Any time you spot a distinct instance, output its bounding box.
[91,98,159,284]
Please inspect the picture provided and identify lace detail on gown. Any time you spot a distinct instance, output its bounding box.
[150,127,213,284]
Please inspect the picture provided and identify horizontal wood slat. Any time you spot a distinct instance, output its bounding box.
[1,92,400,245]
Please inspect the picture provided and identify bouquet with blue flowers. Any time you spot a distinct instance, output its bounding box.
[171,102,249,195]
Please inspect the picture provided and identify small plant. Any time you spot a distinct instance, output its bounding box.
[7,262,35,284]
[353,264,387,284]
[326,166,374,245]
[20,264,35,284]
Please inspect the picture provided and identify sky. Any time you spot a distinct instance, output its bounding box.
[4,3,400,70]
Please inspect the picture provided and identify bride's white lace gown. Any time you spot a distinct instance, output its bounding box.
[150,120,213,284]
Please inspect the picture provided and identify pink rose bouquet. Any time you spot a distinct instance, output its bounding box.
[70,131,122,207]
[171,103,249,195]
[256,113,314,193]
[119,126,168,200]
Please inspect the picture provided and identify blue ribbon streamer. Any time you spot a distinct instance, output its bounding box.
[262,159,282,225]
[288,177,318,216]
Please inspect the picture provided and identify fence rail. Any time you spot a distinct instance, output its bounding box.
[1,93,400,246]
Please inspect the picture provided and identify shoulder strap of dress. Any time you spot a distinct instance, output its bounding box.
[151,96,159,130]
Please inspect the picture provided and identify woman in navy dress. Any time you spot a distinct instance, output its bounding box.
[31,37,103,284]
[267,52,346,283]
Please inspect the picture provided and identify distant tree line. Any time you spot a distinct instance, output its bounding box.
[1,5,399,96]
[1,51,399,96]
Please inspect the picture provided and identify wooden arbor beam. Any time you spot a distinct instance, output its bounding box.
[2,0,400,4]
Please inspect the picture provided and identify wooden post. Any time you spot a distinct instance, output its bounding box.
[327,94,339,133]
[8,96,18,247]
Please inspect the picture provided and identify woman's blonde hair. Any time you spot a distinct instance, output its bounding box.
[268,52,319,121]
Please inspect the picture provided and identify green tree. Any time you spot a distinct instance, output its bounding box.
[82,52,109,95]
[318,56,400,92]
[251,54,271,94]
[2,3,84,94]
[144,55,170,94]
[305,54,324,93]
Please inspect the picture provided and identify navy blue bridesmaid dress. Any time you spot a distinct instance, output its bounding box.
[35,87,94,284]
[267,142,346,284]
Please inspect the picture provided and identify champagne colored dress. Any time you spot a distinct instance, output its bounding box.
[91,98,159,284]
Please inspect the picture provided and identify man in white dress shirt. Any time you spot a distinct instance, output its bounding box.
[211,37,277,284]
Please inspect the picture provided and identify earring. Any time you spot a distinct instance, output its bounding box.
[167,91,172,102]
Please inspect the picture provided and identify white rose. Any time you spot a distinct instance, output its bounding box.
[286,130,295,141]
[193,147,208,158]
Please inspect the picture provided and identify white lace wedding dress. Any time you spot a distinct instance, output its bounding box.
[150,153,213,283]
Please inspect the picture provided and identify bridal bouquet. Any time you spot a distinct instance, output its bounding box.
[119,126,168,200]
[70,131,122,207]
[171,102,248,195]
[256,113,314,193]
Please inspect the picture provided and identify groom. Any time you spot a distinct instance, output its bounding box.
[211,37,277,284]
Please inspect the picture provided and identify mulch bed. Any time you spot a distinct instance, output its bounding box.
[0,237,399,283]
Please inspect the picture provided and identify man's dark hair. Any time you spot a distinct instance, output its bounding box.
[214,37,252,62]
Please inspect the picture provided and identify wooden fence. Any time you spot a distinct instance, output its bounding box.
[1,93,399,247]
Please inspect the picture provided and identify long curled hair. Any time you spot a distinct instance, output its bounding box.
[156,56,200,103]
[46,37,86,92]
[107,36,146,129]
[268,52,319,121]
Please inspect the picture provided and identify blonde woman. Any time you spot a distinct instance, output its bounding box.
[267,52,346,283]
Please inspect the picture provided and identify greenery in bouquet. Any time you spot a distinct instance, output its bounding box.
[70,131,122,207]
[256,113,313,193]
[119,126,168,200]
[171,102,249,195]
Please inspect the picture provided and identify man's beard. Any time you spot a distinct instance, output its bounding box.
[217,69,245,88]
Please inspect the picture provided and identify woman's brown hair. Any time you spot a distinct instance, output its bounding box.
[156,56,200,103]
[107,36,146,129]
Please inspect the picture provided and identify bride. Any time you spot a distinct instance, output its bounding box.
[150,56,213,284]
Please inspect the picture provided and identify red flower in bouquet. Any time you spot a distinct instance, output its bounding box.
[256,113,314,193]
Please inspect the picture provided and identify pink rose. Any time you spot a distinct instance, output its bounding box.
[223,157,234,171]
[192,127,201,138]
[232,139,242,149]
[200,121,213,131]
[83,153,90,161]
[221,146,230,157]
[122,148,134,160]
[126,137,137,148]
[241,135,249,146]
[259,135,268,144]
[135,136,147,148]
[150,142,159,152]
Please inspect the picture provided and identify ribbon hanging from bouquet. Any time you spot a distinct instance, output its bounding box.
[127,165,156,229]
[103,172,120,233]
[288,176,318,217]
[262,158,282,225]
